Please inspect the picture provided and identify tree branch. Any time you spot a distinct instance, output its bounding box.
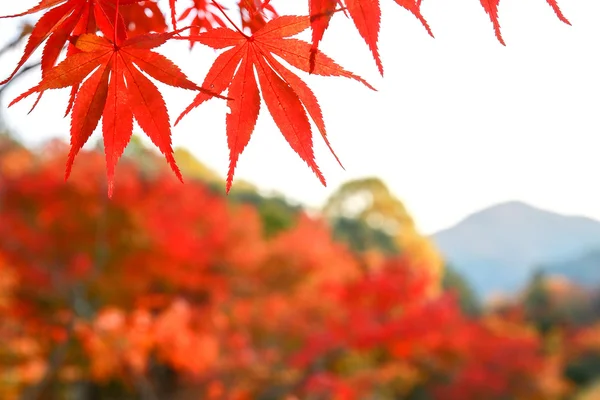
[0,25,32,59]
[0,62,41,99]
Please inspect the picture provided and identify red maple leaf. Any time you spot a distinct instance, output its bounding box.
[308,0,339,72]
[479,0,570,45]
[237,0,278,34]
[119,1,168,36]
[176,14,375,192]
[0,0,141,86]
[310,0,433,76]
[171,0,228,48]
[9,29,219,196]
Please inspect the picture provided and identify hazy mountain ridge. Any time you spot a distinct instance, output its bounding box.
[431,201,600,298]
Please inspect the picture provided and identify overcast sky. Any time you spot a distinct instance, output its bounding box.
[1,0,599,234]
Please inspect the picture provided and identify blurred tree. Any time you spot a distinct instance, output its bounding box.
[173,148,225,185]
[229,191,301,238]
[442,264,481,316]
[524,270,559,334]
[566,324,600,394]
[565,353,600,390]
[330,217,399,255]
[173,147,257,194]
[323,178,443,293]
[523,270,596,335]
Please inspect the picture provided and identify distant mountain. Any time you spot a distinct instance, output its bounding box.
[542,249,600,288]
[431,201,600,299]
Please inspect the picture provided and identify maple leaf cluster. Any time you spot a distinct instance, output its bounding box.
[0,139,583,399]
[0,0,570,194]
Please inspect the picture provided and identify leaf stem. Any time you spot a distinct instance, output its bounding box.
[211,0,248,38]
[114,0,119,45]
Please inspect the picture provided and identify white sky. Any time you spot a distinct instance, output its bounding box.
[0,0,599,234]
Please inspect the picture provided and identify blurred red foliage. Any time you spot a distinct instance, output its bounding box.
[0,139,575,399]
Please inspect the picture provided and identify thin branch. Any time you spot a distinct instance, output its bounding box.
[211,0,248,37]
[0,62,41,98]
[0,25,32,59]
[114,0,120,44]
[0,36,24,59]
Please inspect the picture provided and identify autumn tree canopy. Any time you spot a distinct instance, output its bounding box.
[0,135,579,399]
